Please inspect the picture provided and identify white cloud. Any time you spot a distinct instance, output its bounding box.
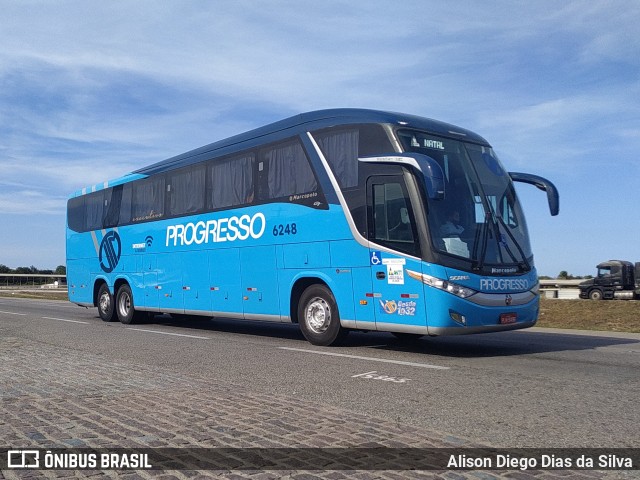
[0,190,66,215]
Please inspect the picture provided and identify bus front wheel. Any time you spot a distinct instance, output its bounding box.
[115,284,139,324]
[298,284,346,346]
[97,283,116,322]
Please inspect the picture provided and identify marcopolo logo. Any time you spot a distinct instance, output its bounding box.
[166,212,266,247]
[99,231,121,273]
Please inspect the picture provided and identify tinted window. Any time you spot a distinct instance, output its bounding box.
[131,176,165,223]
[262,140,317,199]
[84,190,105,231]
[315,128,359,188]
[371,180,419,257]
[67,196,85,232]
[207,153,255,210]
[313,124,396,190]
[103,186,123,228]
[168,165,205,216]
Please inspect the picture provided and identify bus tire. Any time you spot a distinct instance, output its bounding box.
[97,283,116,322]
[115,284,139,324]
[298,284,346,346]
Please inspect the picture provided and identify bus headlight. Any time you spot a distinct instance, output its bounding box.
[407,271,477,299]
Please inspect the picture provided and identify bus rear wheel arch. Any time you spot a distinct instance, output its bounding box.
[297,284,346,346]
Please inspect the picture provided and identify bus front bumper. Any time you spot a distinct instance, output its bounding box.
[424,289,539,336]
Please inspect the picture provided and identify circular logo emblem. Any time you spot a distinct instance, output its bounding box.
[99,231,122,273]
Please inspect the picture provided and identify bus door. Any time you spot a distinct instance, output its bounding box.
[367,176,426,330]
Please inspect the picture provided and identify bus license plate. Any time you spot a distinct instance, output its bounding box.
[500,313,517,325]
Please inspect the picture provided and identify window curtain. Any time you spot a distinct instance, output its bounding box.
[132,177,165,221]
[265,142,316,198]
[169,166,205,215]
[207,155,254,209]
[317,129,359,188]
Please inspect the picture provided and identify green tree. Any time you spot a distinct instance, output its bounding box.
[55,265,66,275]
[15,266,35,274]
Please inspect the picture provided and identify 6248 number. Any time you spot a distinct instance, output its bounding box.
[273,223,298,236]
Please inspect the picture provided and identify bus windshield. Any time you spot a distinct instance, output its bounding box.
[397,130,532,271]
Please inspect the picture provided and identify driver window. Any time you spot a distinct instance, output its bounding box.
[371,182,419,257]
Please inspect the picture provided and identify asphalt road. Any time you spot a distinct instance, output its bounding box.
[1,296,639,449]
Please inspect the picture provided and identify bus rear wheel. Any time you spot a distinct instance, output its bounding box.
[298,284,346,346]
[115,284,140,324]
[97,283,116,322]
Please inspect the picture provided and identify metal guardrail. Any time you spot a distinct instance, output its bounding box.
[539,279,584,287]
[0,274,67,289]
[539,279,583,299]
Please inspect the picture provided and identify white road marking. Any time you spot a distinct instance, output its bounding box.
[0,310,27,316]
[127,328,210,340]
[278,346,449,370]
[41,316,89,324]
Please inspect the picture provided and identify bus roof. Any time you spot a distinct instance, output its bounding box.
[133,108,490,177]
[69,109,490,196]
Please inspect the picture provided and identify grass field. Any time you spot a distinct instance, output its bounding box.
[1,290,638,333]
[538,297,639,333]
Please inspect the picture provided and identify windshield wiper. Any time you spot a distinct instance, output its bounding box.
[495,214,531,272]
[473,212,491,272]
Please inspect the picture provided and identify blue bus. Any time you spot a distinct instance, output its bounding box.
[66,109,558,346]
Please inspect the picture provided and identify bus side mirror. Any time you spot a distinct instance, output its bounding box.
[509,172,559,216]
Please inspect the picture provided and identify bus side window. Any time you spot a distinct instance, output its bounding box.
[315,128,359,189]
[67,196,85,232]
[207,154,255,210]
[168,165,205,216]
[262,139,317,199]
[103,185,123,228]
[131,176,165,222]
[84,190,104,231]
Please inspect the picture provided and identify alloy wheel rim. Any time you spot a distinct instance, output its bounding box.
[99,292,110,313]
[118,292,131,317]
[306,298,330,334]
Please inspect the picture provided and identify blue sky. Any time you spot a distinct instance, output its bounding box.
[1,1,638,276]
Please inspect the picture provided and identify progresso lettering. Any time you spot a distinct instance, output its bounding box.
[166,212,266,247]
[480,278,529,291]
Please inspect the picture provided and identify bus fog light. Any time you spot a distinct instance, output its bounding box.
[449,310,466,325]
